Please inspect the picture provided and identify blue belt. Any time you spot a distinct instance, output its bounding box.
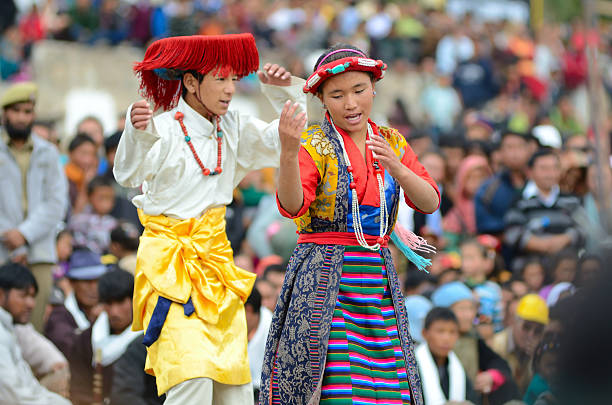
[143,296,195,347]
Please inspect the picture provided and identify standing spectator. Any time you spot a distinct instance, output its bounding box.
[69,269,138,405]
[435,26,474,75]
[504,149,584,272]
[0,82,68,332]
[0,262,71,405]
[45,249,106,358]
[110,334,165,405]
[420,72,462,135]
[68,176,118,255]
[491,294,549,395]
[475,130,531,236]
[453,41,498,109]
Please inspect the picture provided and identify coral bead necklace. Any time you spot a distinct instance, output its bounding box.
[174,111,223,176]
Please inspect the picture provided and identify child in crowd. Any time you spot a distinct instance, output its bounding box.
[65,133,98,213]
[460,238,504,333]
[52,229,73,296]
[416,307,480,405]
[523,333,560,405]
[108,221,140,274]
[432,281,520,403]
[539,249,577,301]
[69,176,118,255]
[521,258,546,293]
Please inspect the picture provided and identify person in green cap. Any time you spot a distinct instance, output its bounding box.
[0,82,68,332]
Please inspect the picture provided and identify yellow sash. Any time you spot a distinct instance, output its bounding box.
[133,207,256,330]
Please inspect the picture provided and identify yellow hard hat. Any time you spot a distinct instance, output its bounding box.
[516,294,549,325]
[1,82,37,109]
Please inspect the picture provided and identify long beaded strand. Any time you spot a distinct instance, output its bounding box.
[330,117,388,251]
[174,111,223,176]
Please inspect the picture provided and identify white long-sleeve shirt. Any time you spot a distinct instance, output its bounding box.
[114,78,306,219]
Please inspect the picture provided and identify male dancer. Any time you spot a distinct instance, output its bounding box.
[113,33,306,404]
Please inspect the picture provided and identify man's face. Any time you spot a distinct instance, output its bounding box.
[451,299,477,334]
[530,155,561,192]
[77,119,104,149]
[422,320,460,359]
[103,297,132,333]
[71,279,99,308]
[1,286,36,324]
[500,135,530,171]
[244,303,260,337]
[513,318,545,356]
[3,102,35,141]
[257,280,277,312]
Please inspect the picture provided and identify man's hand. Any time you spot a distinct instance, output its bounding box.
[474,371,494,393]
[258,63,292,86]
[2,229,26,250]
[131,100,153,130]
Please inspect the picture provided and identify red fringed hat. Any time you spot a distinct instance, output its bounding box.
[303,56,387,94]
[134,33,259,111]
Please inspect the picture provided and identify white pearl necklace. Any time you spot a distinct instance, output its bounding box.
[330,117,388,251]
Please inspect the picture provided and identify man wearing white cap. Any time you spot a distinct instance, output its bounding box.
[0,82,68,332]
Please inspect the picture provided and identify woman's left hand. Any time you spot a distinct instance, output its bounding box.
[258,63,292,86]
[366,134,403,178]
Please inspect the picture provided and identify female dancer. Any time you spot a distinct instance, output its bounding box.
[260,44,440,404]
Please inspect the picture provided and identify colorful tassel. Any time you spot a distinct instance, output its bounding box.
[390,223,436,272]
[134,33,260,111]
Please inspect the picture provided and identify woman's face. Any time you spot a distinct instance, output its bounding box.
[463,166,489,197]
[319,71,374,138]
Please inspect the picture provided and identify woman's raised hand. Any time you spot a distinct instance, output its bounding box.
[279,100,306,156]
[131,100,153,130]
[366,134,402,177]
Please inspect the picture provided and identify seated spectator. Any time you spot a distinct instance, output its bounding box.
[442,155,491,248]
[432,281,520,403]
[491,294,549,395]
[504,149,584,272]
[69,176,118,255]
[523,333,561,405]
[45,249,106,358]
[246,285,272,400]
[262,263,286,299]
[52,229,74,295]
[416,307,480,405]
[574,252,603,288]
[0,262,71,404]
[108,221,140,274]
[475,130,531,236]
[404,295,433,345]
[15,322,69,398]
[110,333,165,405]
[65,134,98,214]
[69,269,139,405]
[256,278,278,312]
[520,258,546,294]
[539,249,577,301]
[459,238,504,333]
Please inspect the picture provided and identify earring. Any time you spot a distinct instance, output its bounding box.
[373,91,377,95]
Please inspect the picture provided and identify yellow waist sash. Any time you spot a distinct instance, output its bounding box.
[133,207,256,331]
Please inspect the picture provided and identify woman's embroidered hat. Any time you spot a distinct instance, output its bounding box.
[134,34,259,111]
[303,55,387,94]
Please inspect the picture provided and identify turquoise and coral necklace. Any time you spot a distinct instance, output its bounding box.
[174,111,223,176]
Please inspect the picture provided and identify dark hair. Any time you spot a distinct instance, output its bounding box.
[104,131,121,154]
[181,70,205,97]
[0,262,38,294]
[110,221,140,251]
[263,264,285,280]
[68,133,96,152]
[313,44,372,93]
[532,332,560,373]
[548,248,578,279]
[528,148,559,168]
[500,129,529,143]
[404,270,434,293]
[98,269,134,303]
[87,175,114,196]
[77,115,103,131]
[424,306,459,330]
[246,284,262,314]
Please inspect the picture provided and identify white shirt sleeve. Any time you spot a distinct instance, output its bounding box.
[113,104,169,188]
[234,77,307,183]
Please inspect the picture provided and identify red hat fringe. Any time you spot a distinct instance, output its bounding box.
[134,33,259,111]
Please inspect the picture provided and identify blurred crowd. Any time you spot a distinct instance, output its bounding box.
[1,0,612,405]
